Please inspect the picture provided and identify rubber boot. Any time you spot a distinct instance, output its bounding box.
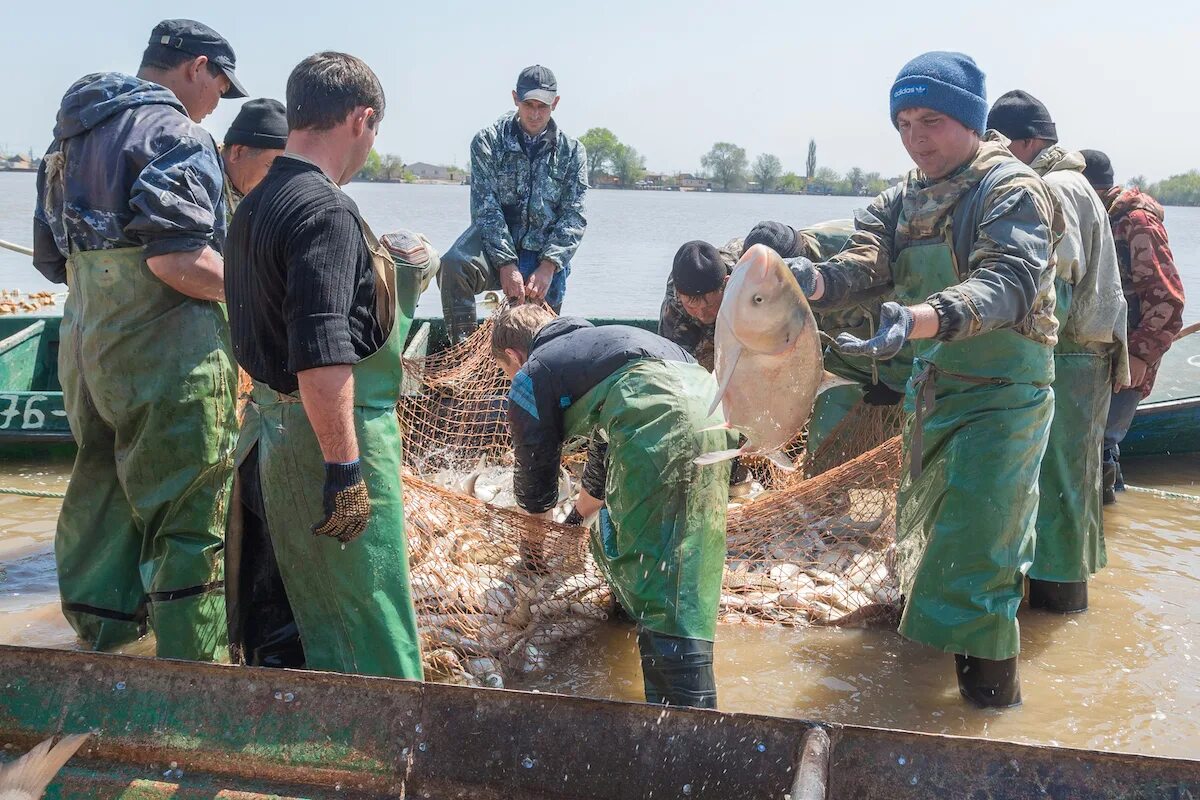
[955,654,1021,708]
[1028,578,1088,613]
[637,628,717,709]
[446,308,479,346]
[1102,461,1118,505]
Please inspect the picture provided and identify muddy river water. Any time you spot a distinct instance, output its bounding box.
[1,452,1197,758]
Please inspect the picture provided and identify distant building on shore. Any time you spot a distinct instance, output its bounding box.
[1,155,37,172]
[677,173,713,191]
[407,162,467,183]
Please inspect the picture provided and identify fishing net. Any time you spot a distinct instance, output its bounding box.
[394,315,906,688]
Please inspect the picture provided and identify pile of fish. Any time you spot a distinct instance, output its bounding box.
[409,461,613,688]
[0,290,57,315]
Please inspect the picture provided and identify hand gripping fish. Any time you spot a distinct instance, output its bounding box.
[695,244,846,470]
[0,734,88,800]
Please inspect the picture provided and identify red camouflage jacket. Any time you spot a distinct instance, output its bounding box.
[1105,188,1186,396]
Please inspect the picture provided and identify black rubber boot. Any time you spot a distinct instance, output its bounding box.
[1028,578,1088,613]
[446,308,479,345]
[955,654,1021,708]
[1102,461,1118,505]
[637,628,717,709]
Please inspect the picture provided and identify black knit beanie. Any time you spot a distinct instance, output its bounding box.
[225,98,288,149]
[672,241,726,296]
[987,90,1058,143]
[1081,149,1115,189]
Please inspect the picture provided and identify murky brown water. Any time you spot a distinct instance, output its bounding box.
[2,454,1198,758]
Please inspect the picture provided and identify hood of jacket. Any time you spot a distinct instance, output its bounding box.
[1108,187,1165,223]
[53,72,186,141]
[1031,144,1086,177]
[529,316,592,352]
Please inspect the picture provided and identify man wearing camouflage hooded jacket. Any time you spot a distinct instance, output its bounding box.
[439,65,588,342]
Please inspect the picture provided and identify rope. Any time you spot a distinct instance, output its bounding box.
[1124,484,1200,504]
[0,486,66,499]
[0,239,34,257]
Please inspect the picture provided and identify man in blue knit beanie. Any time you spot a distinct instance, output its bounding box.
[779,51,1061,708]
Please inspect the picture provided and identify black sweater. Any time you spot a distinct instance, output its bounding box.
[225,155,383,394]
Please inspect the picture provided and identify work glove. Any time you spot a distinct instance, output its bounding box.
[785,256,819,298]
[744,220,802,258]
[834,301,914,360]
[312,461,370,543]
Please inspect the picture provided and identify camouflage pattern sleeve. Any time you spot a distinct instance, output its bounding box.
[32,152,67,284]
[929,175,1058,342]
[540,141,589,269]
[469,130,519,267]
[126,134,226,258]
[813,184,903,310]
[1125,209,1185,366]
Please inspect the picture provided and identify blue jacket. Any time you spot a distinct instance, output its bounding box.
[33,73,227,284]
[470,112,588,270]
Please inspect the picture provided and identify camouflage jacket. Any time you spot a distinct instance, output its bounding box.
[33,73,227,284]
[815,133,1060,346]
[1103,187,1186,396]
[470,113,588,270]
[1031,146,1130,384]
[658,224,860,370]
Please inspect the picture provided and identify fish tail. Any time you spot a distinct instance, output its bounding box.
[693,447,745,466]
[0,733,89,799]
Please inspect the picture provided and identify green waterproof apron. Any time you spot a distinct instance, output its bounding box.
[564,359,735,641]
[239,221,424,679]
[56,246,237,661]
[1030,279,1111,582]
[892,236,1054,660]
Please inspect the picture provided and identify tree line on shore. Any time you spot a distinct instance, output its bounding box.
[341,140,1200,206]
[582,129,900,196]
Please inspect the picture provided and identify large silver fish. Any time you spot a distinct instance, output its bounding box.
[0,734,88,800]
[696,244,843,469]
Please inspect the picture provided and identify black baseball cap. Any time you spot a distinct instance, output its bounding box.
[672,241,727,296]
[516,65,557,105]
[225,98,288,149]
[149,19,247,99]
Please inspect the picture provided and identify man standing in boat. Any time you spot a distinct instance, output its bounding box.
[493,304,735,708]
[987,92,1130,614]
[220,98,288,218]
[439,65,589,343]
[225,52,428,679]
[789,52,1060,707]
[32,19,245,661]
[1080,150,1186,504]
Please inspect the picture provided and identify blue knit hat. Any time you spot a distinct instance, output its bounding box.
[890,51,987,135]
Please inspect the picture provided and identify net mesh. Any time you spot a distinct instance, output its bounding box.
[390,316,905,687]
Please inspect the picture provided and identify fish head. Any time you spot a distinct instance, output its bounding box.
[719,244,814,355]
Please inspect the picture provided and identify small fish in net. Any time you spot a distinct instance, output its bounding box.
[395,315,905,687]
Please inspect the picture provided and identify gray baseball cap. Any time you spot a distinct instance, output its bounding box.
[516,65,557,105]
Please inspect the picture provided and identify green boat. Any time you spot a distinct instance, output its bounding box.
[4,311,1197,460]
[1,645,1197,799]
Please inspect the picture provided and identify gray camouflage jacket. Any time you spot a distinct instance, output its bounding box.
[469,112,588,270]
[815,135,1060,345]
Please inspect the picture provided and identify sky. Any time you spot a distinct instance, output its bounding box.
[2,0,1198,183]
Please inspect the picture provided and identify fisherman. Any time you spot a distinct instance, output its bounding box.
[788,52,1060,707]
[439,65,589,342]
[221,98,288,216]
[1080,150,1186,503]
[32,19,245,661]
[733,220,909,455]
[225,52,431,678]
[493,304,735,708]
[987,91,1129,613]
